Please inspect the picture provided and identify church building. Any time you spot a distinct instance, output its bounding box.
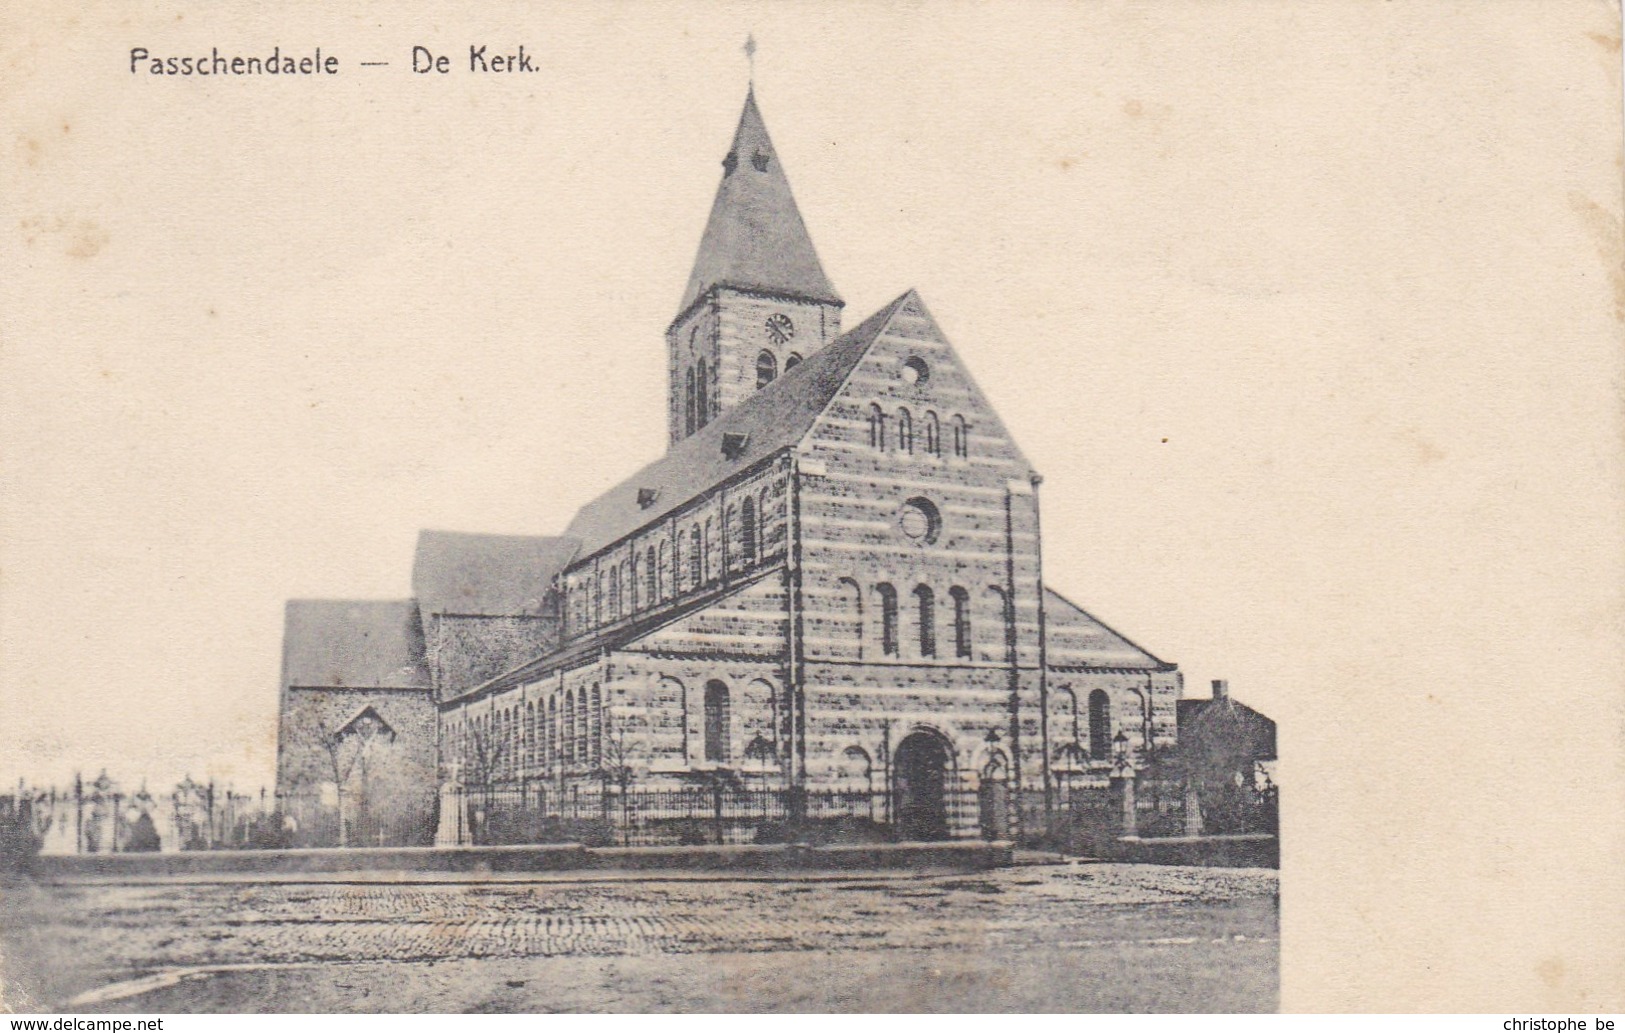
[275,87,1187,847]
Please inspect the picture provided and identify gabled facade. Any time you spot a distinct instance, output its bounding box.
[275,87,1192,846]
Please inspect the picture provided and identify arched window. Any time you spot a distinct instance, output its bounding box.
[525,701,536,770]
[758,488,771,556]
[925,411,941,457]
[1088,689,1111,760]
[703,517,714,583]
[950,586,971,659]
[673,533,685,593]
[703,680,730,763]
[740,496,758,565]
[645,546,658,606]
[685,368,696,436]
[898,407,913,455]
[659,540,669,598]
[756,350,778,388]
[590,684,602,767]
[985,585,1013,662]
[696,358,709,428]
[952,415,968,458]
[784,352,802,371]
[563,691,577,766]
[546,696,557,769]
[913,584,935,657]
[629,555,640,611]
[837,576,864,659]
[868,403,886,450]
[608,565,621,621]
[689,524,703,587]
[875,583,899,657]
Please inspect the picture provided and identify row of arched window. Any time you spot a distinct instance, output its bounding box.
[566,487,777,636]
[756,349,802,388]
[836,579,985,661]
[447,684,603,784]
[867,405,969,459]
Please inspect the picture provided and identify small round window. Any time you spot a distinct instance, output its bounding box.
[901,356,931,385]
[897,497,942,544]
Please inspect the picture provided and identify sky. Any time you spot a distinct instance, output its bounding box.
[2,3,1621,1007]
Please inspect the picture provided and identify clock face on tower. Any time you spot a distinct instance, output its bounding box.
[765,312,796,346]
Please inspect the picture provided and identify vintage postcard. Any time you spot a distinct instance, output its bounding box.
[1,0,1620,1016]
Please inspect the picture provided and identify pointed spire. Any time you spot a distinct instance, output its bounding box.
[675,88,842,319]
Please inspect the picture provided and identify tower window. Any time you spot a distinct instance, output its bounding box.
[951,415,968,458]
[784,352,802,371]
[914,584,936,658]
[756,350,778,389]
[925,411,940,457]
[950,586,971,658]
[898,407,913,455]
[703,680,731,763]
[902,356,930,385]
[751,150,771,172]
[685,368,696,436]
[875,583,898,657]
[696,358,709,429]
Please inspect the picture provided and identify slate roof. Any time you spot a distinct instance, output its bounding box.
[411,531,579,617]
[1177,696,1277,761]
[1043,588,1172,671]
[281,599,430,689]
[676,87,841,317]
[563,293,911,560]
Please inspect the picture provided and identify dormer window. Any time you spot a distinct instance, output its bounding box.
[721,432,749,460]
[637,487,660,509]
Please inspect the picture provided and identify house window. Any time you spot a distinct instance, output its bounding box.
[950,586,971,658]
[1088,690,1111,760]
[740,496,758,565]
[703,680,731,763]
[876,583,899,657]
[914,584,935,658]
[898,408,913,454]
[757,350,778,388]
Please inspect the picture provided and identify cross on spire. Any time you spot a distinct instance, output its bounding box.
[743,34,756,83]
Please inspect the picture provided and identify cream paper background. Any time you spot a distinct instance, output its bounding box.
[2,0,1621,1013]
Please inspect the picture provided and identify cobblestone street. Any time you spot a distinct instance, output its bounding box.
[1,863,1278,1012]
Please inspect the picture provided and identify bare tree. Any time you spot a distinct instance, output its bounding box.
[596,711,639,846]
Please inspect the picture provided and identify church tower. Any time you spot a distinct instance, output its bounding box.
[667,87,844,446]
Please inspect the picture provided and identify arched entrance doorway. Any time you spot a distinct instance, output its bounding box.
[892,731,952,840]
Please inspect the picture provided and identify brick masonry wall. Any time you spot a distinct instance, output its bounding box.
[426,613,560,700]
[275,685,437,845]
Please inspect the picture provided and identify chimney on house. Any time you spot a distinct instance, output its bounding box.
[1211,679,1229,702]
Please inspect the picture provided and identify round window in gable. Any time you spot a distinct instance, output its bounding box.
[901,356,931,385]
[897,496,942,544]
